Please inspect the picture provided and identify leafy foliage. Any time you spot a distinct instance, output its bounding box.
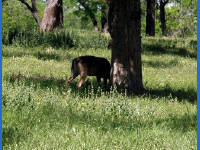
[165,0,197,37]
[3,0,197,37]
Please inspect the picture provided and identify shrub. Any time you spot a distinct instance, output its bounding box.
[3,28,75,48]
[3,28,110,49]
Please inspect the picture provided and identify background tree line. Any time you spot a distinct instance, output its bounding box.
[3,0,197,38]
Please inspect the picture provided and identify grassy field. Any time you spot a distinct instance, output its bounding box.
[2,32,197,149]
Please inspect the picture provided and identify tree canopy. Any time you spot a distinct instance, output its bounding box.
[2,0,197,37]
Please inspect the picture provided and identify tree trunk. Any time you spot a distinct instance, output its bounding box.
[19,0,63,31]
[40,0,64,32]
[101,16,109,33]
[160,0,167,36]
[146,0,155,36]
[79,1,99,31]
[18,0,41,26]
[101,3,109,33]
[108,0,144,94]
[90,15,99,31]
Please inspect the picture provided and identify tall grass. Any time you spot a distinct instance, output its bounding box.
[2,28,110,49]
[3,28,197,52]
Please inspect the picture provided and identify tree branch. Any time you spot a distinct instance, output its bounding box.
[18,0,41,26]
[19,0,33,12]
[160,0,169,5]
[163,0,169,5]
[31,0,37,11]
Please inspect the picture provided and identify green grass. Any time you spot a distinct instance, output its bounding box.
[2,34,197,150]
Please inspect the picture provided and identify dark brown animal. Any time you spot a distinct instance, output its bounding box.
[67,56,111,88]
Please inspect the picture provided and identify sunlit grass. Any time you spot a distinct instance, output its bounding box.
[2,35,197,150]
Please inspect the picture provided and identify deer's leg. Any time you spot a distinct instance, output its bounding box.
[66,74,78,84]
[77,72,87,88]
[96,76,101,84]
[103,77,107,88]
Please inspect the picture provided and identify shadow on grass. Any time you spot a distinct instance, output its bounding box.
[2,127,26,147]
[9,73,66,90]
[142,44,197,59]
[20,101,196,134]
[3,40,197,62]
[3,49,74,62]
[66,110,196,133]
[143,59,179,68]
[8,73,108,97]
[3,75,196,145]
[3,103,196,149]
[145,87,197,103]
[8,73,196,103]
[36,52,63,61]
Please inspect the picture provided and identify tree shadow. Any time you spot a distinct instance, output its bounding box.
[3,103,196,149]
[5,74,196,136]
[9,73,66,90]
[145,87,197,103]
[2,127,26,147]
[8,73,108,98]
[36,52,63,61]
[142,44,197,59]
[142,59,179,68]
[7,73,196,103]
[66,110,196,133]
[3,49,74,62]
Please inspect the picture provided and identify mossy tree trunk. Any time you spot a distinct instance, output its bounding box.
[108,0,144,94]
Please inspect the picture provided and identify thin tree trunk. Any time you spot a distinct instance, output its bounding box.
[18,0,41,26]
[101,16,108,33]
[79,1,99,31]
[101,2,109,33]
[160,0,168,36]
[146,0,155,36]
[108,0,144,94]
[90,15,99,31]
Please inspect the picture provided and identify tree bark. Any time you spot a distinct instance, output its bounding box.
[18,0,63,32]
[101,16,108,33]
[40,0,64,32]
[108,0,144,94]
[146,0,155,36]
[160,0,168,36]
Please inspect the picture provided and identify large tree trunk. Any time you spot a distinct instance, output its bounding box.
[19,0,63,32]
[108,0,144,94]
[160,0,168,36]
[40,0,64,32]
[146,0,155,36]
